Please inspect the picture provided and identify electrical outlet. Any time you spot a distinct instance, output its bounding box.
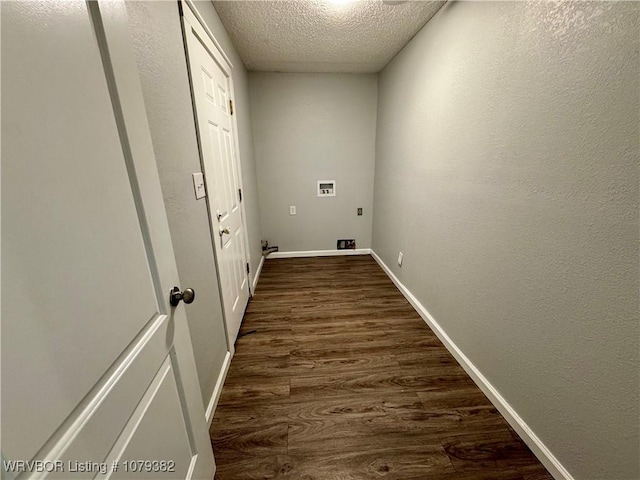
[357,207,363,216]
[397,252,403,266]
[289,205,296,215]
[337,239,356,250]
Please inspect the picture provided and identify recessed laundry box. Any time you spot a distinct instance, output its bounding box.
[317,180,336,197]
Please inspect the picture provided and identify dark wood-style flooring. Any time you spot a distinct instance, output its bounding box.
[211,256,552,480]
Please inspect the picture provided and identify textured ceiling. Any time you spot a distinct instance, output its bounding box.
[212,1,446,73]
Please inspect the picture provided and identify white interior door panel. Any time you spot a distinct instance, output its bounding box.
[1,1,215,478]
[182,5,250,347]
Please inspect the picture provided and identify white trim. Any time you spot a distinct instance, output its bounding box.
[226,65,253,305]
[370,249,574,480]
[205,350,232,425]
[182,0,233,69]
[267,248,372,259]
[252,256,265,292]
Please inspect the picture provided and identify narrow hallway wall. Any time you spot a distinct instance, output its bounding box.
[372,2,639,478]
[126,0,226,409]
[250,73,377,253]
[126,0,262,408]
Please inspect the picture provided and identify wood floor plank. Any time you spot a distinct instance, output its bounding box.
[213,455,292,480]
[290,366,472,398]
[284,446,455,479]
[441,429,539,472]
[211,255,551,479]
[217,376,290,406]
[223,353,290,379]
[211,423,288,458]
[211,403,290,430]
[287,419,449,461]
[289,353,401,377]
[284,391,425,423]
[417,385,495,409]
[394,349,462,368]
[434,469,524,480]
[518,464,556,480]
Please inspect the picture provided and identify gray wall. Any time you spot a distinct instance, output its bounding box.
[125,0,261,407]
[372,2,639,479]
[200,1,263,280]
[125,0,226,408]
[250,73,377,252]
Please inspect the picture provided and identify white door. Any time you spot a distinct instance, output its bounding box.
[182,5,250,347]
[1,1,215,479]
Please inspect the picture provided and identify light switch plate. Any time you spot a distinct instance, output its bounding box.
[193,172,206,199]
[397,252,404,267]
[289,205,296,215]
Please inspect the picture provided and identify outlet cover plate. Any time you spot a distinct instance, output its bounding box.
[398,252,404,266]
[337,239,356,250]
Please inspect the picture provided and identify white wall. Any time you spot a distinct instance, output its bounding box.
[250,73,377,252]
[372,2,639,479]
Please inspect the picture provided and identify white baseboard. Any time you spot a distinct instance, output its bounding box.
[252,256,264,293]
[370,250,574,480]
[267,248,372,259]
[205,349,232,425]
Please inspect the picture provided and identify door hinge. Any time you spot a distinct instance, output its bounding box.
[238,188,242,202]
[229,99,234,115]
[246,262,250,274]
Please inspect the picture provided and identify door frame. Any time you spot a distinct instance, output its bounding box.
[179,1,252,342]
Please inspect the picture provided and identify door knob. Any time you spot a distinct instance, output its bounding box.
[170,286,195,307]
[219,227,230,237]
